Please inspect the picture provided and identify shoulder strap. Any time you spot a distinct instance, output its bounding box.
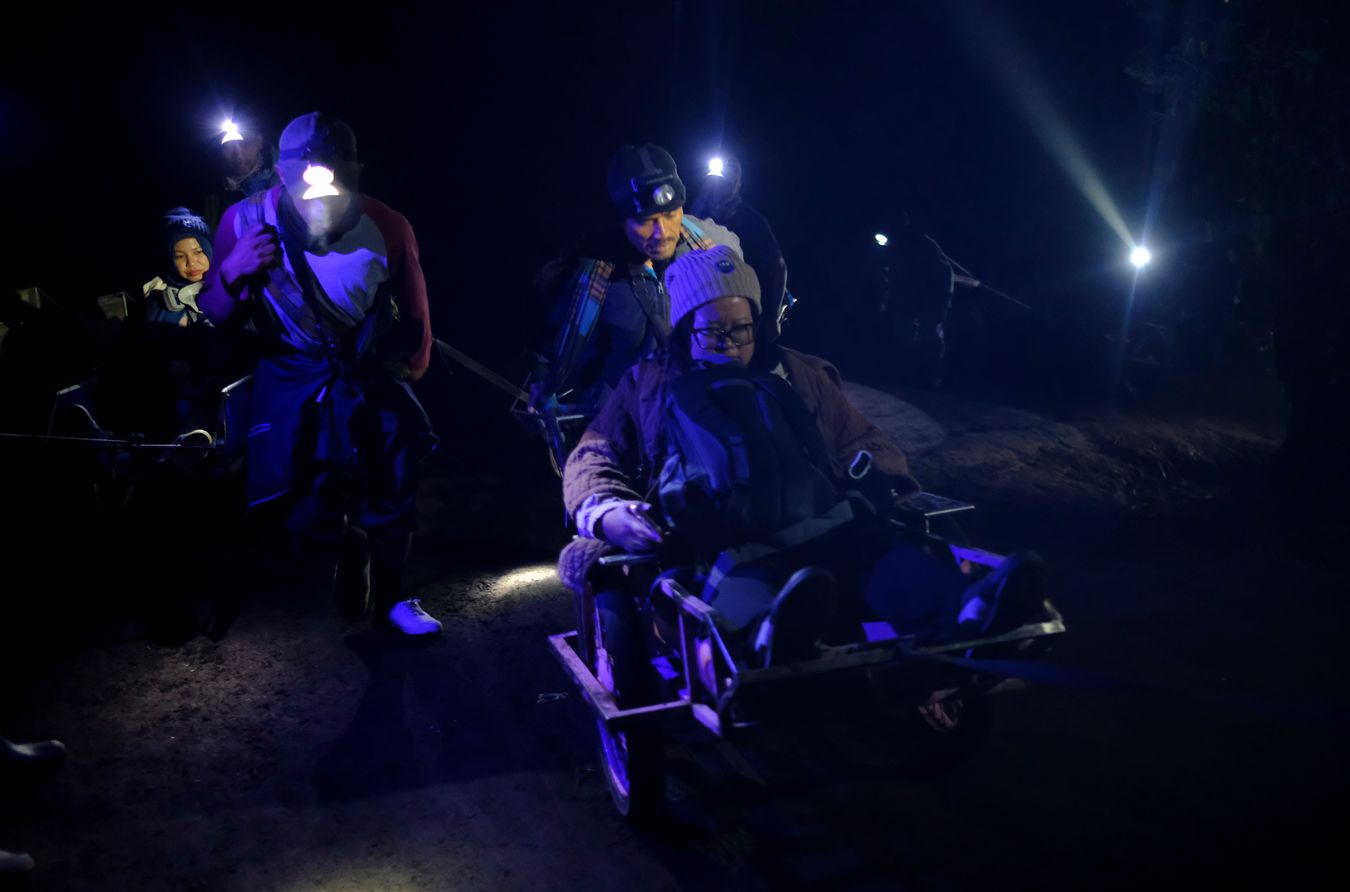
[240,191,362,351]
[681,217,711,251]
[751,373,837,477]
[276,220,362,336]
[234,192,320,347]
[547,257,614,392]
[236,191,268,230]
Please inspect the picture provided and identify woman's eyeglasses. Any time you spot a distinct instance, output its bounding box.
[692,323,755,350]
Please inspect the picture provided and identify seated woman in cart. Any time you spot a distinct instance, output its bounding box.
[558,245,1046,683]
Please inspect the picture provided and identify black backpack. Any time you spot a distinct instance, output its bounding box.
[657,364,846,556]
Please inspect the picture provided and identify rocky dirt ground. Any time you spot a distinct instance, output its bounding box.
[2,376,1345,891]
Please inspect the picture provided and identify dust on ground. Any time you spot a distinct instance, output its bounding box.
[2,381,1345,891]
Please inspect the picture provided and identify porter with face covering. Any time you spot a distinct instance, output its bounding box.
[198,111,441,638]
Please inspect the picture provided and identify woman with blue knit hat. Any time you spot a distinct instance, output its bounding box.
[142,208,214,327]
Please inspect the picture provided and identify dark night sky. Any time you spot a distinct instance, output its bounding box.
[2,0,1159,373]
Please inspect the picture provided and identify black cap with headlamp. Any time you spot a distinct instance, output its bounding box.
[606,143,686,219]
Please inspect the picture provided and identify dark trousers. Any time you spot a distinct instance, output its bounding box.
[248,353,437,539]
[703,517,965,645]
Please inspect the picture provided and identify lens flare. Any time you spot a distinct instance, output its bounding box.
[220,119,243,145]
[951,6,1136,249]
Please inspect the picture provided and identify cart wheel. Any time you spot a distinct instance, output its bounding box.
[590,594,665,823]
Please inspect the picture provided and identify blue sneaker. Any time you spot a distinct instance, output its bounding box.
[0,737,65,769]
[0,850,35,875]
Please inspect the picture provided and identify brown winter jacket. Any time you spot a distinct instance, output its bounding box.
[557,347,919,592]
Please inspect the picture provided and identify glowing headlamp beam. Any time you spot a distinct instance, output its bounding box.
[491,565,557,598]
[707,156,725,177]
[220,119,243,145]
[1129,245,1152,268]
[953,8,1134,250]
[874,233,889,247]
[301,164,340,200]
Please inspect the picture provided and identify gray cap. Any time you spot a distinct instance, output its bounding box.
[277,112,360,189]
[665,245,762,327]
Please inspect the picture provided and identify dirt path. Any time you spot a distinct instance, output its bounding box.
[2,386,1344,891]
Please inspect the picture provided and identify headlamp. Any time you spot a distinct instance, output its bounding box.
[874,233,889,247]
[301,164,340,200]
[1129,245,1152,268]
[708,157,725,177]
[615,144,685,218]
[220,119,243,145]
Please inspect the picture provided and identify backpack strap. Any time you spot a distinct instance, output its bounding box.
[235,191,359,355]
[546,257,614,394]
[751,373,838,480]
[681,217,711,251]
[235,191,265,229]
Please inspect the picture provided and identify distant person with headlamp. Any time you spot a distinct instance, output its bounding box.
[203,115,280,233]
[690,154,790,345]
[198,111,441,637]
